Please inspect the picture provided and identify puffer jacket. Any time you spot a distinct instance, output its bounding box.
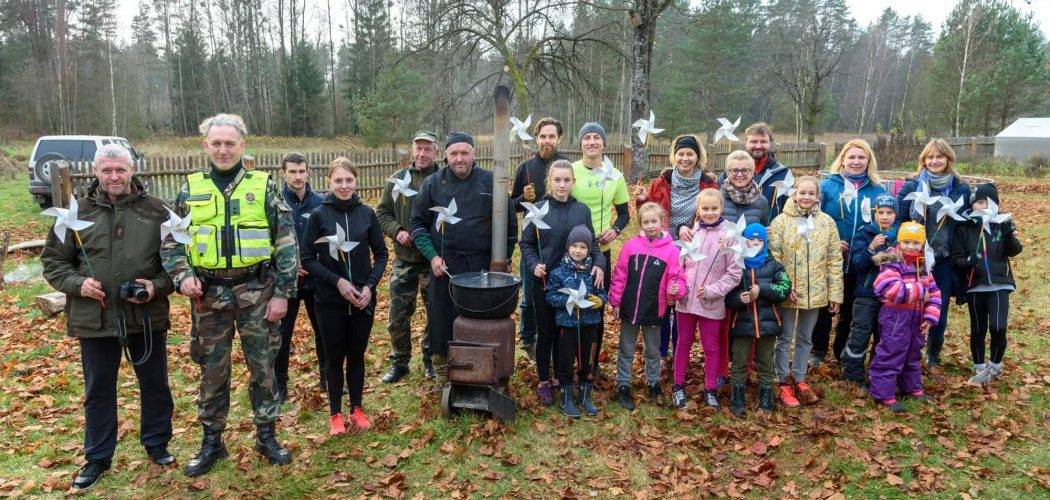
[676,220,741,320]
[896,176,971,259]
[609,231,688,325]
[951,216,1023,291]
[873,250,942,324]
[41,178,175,338]
[726,257,792,338]
[850,222,899,298]
[721,189,771,226]
[546,255,608,328]
[820,173,887,272]
[767,198,844,309]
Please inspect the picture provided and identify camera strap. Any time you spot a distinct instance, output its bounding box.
[116,304,153,366]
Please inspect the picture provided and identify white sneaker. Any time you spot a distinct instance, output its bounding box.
[968,367,994,386]
[987,363,1003,379]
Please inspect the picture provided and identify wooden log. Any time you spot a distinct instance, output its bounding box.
[36,292,66,316]
[7,239,46,252]
[0,231,8,290]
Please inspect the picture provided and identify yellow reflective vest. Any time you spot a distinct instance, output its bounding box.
[184,170,273,269]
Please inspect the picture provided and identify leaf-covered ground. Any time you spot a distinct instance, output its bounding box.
[0,175,1048,498]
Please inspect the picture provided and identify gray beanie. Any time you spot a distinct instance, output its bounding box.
[578,122,607,147]
[566,224,593,251]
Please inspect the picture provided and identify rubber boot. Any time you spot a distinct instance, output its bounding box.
[758,384,774,412]
[925,338,944,371]
[730,383,746,417]
[578,383,599,416]
[431,354,449,386]
[558,385,581,418]
[254,423,291,466]
[184,426,227,477]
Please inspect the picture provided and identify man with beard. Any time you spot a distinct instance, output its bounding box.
[510,117,568,360]
[719,122,791,220]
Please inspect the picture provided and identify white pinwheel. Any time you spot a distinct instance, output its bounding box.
[596,157,622,189]
[923,243,936,277]
[160,208,193,244]
[903,182,939,221]
[715,116,741,143]
[674,237,707,265]
[510,115,533,142]
[795,214,816,240]
[972,198,1012,235]
[839,181,858,208]
[521,201,550,231]
[386,170,418,203]
[770,170,796,201]
[631,110,665,144]
[315,224,360,261]
[431,198,462,230]
[727,238,763,268]
[558,280,595,316]
[41,198,95,244]
[860,197,872,223]
[935,196,966,223]
[723,214,749,244]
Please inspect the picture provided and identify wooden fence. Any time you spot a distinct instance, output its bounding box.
[68,142,828,202]
[834,136,995,170]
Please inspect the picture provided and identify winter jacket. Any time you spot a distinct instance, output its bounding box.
[609,231,688,325]
[41,178,175,338]
[951,216,1023,291]
[721,192,771,227]
[717,152,791,220]
[301,193,389,314]
[546,255,608,328]
[873,250,942,324]
[896,176,971,259]
[282,182,324,291]
[820,173,887,272]
[726,257,792,339]
[675,220,741,320]
[510,152,569,212]
[519,195,605,279]
[849,222,900,299]
[376,163,438,263]
[767,198,844,309]
[637,167,719,216]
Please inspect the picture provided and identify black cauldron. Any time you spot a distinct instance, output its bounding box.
[449,271,521,319]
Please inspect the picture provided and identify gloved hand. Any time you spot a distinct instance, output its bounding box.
[523,184,536,202]
[586,294,603,309]
[967,252,984,266]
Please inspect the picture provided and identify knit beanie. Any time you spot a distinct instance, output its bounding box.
[577,122,607,147]
[743,223,767,242]
[971,183,1000,205]
[565,224,593,251]
[445,131,475,149]
[674,135,701,156]
[898,222,926,244]
[874,193,898,213]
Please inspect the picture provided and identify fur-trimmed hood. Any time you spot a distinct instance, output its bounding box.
[872,250,901,266]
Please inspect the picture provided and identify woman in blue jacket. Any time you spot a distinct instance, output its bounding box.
[895,139,971,370]
[812,139,886,366]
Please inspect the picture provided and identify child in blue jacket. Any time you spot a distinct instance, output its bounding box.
[546,225,607,418]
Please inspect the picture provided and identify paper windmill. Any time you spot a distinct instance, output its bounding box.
[715,116,741,143]
[795,215,815,240]
[727,238,763,268]
[315,225,360,261]
[41,198,95,244]
[521,201,550,231]
[923,243,936,277]
[160,208,193,244]
[386,170,418,202]
[770,170,796,200]
[839,181,858,207]
[935,196,966,223]
[510,115,533,142]
[860,197,872,223]
[972,198,1012,235]
[903,182,939,221]
[723,214,749,244]
[674,237,707,265]
[596,157,622,189]
[631,110,665,144]
[431,198,462,230]
[558,280,595,316]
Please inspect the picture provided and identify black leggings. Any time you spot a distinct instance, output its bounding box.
[967,290,1011,365]
[557,324,597,386]
[318,308,374,414]
[531,276,558,382]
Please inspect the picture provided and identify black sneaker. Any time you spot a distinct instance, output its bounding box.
[72,460,109,491]
[880,399,907,413]
[672,385,687,409]
[146,444,175,466]
[704,390,721,410]
[616,385,635,410]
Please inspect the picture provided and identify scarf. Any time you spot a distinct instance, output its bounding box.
[754,155,769,176]
[843,171,869,185]
[919,170,954,195]
[873,221,899,244]
[696,217,725,229]
[744,244,767,269]
[670,169,702,238]
[901,250,922,269]
[563,253,593,273]
[721,180,761,206]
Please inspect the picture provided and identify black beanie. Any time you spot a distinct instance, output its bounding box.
[971,183,1000,206]
[445,131,475,149]
[565,224,592,251]
[674,135,701,156]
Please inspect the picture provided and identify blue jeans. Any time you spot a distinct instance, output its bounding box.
[519,258,536,345]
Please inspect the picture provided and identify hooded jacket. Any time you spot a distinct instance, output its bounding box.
[950,215,1023,291]
[850,221,900,298]
[726,256,792,339]
[896,176,971,259]
[301,193,389,314]
[41,178,175,338]
[609,231,688,325]
[819,173,887,272]
[546,255,608,328]
[767,198,844,309]
[675,220,741,320]
[872,250,942,324]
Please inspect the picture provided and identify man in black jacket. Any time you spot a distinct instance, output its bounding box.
[41,144,176,491]
[509,117,567,359]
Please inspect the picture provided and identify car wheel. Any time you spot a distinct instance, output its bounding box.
[34,153,69,184]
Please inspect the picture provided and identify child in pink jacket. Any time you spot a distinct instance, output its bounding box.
[610,203,687,410]
[672,189,742,410]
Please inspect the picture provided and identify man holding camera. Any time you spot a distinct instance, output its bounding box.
[41,144,176,491]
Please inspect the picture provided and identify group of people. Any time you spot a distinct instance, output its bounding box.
[40,112,1023,491]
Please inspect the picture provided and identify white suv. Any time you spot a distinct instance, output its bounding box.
[27,135,143,208]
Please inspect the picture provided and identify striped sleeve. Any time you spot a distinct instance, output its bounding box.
[873,265,923,305]
[922,276,943,324]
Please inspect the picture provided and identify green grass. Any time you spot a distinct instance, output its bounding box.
[0,174,1048,497]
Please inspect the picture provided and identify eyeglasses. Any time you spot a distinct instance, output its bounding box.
[728,168,752,176]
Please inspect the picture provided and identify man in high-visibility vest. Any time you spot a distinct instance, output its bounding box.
[161,113,298,477]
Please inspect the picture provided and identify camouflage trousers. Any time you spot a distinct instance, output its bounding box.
[190,299,281,430]
[387,258,431,368]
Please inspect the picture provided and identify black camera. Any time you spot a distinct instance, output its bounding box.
[118,281,150,301]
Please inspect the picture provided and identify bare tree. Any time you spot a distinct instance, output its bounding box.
[628,0,674,180]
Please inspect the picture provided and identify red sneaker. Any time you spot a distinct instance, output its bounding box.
[329,413,346,435]
[795,382,819,405]
[779,385,800,408]
[349,407,371,430]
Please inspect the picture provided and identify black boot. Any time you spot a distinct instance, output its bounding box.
[730,383,746,417]
[254,423,291,466]
[925,338,944,370]
[184,426,227,477]
[423,356,436,380]
[558,385,581,418]
[276,377,288,405]
[579,383,599,416]
[758,384,774,412]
